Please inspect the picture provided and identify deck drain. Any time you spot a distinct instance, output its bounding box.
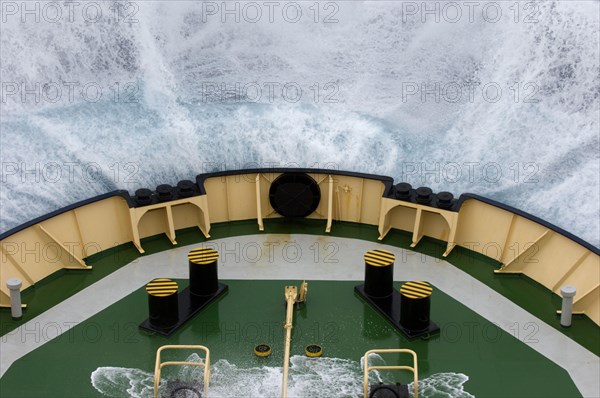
[254,344,272,357]
[305,344,323,357]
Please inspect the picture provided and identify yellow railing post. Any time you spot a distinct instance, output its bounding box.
[153,345,210,398]
[363,348,418,398]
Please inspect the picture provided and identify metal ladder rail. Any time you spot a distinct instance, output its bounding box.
[363,348,418,398]
[154,345,211,398]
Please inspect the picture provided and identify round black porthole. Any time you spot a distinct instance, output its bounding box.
[269,173,321,218]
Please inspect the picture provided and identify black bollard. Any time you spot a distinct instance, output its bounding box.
[177,180,196,198]
[140,251,228,336]
[363,249,395,298]
[146,278,179,328]
[156,184,174,202]
[134,188,153,206]
[436,191,454,210]
[415,187,433,204]
[188,248,220,296]
[399,281,433,333]
[394,182,412,201]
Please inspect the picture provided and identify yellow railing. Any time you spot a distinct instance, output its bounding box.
[154,345,210,398]
[363,348,418,398]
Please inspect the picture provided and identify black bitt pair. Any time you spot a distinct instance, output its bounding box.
[140,248,228,336]
[355,249,440,339]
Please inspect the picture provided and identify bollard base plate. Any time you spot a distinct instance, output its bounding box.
[355,284,439,339]
[140,283,228,336]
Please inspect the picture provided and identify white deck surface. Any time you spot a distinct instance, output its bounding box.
[1,234,598,396]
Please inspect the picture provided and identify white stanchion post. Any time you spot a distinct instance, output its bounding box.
[560,285,577,327]
[7,278,23,319]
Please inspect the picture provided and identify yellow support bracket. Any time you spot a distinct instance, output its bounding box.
[495,229,551,273]
[37,224,91,269]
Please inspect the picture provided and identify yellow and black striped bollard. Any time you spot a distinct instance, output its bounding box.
[363,249,396,298]
[146,278,179,328]
[399,281,433,333]
[188,248,220,296]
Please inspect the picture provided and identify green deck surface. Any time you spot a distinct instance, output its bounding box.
[0,279,582,397]
[1,219,598,355]
[0,219,598,397]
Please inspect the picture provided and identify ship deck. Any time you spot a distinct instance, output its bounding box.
[1,220,598,397]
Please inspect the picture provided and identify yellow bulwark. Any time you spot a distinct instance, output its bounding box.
[400,281,432,299]
[188,247,219,265]
[364,249,395,267]
[146,278,178,297]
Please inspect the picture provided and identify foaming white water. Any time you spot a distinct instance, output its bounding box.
[1,1,598,246]
[91,354,474,398]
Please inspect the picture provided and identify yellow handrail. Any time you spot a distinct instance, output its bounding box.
[154,345,210,398]
[363,348,418,398]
